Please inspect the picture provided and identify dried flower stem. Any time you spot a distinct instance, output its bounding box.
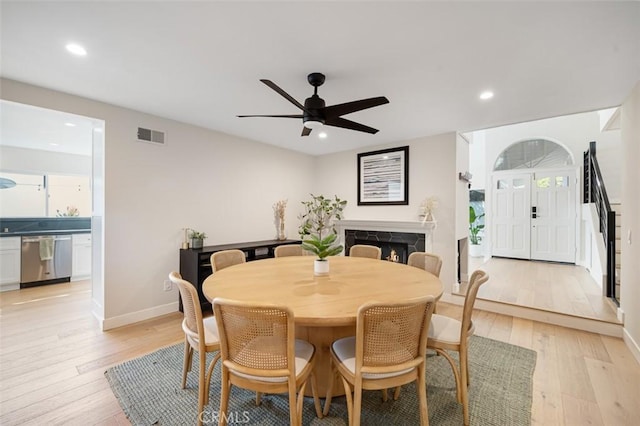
[273,199,287,221]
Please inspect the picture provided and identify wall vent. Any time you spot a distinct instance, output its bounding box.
[137,127,166,145]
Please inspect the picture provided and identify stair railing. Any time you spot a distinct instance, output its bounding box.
[583,141,617,304]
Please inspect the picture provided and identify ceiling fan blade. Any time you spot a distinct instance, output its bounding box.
[260,79,306,111]
[237,114,303,118]
[325,117,379,134]
[323,96,389,118]
[301,126,312,137]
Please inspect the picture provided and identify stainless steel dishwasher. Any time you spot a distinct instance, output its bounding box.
[21,235,72,286]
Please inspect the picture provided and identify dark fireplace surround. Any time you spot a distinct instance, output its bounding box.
[344,229,425,264]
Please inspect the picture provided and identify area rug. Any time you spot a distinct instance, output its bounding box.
[105,335,536,425]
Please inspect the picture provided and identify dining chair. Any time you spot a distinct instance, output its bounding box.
[274,244,304,258]
[348,244,382,260]
[210,249,246,273]
[407,251,443,277]
[169,271,221,426]
[389,251,444,402]
[427,269,489,426]
[323,296,437,426]
[213,298,323,426]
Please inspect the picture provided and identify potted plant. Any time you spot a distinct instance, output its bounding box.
[469,206,485,257]
[189,230,207,249]
[298,194,347,276]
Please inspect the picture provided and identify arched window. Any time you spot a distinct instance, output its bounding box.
[493,139,573,171]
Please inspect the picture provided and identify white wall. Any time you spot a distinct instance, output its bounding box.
[468,131,486,191]
[581,204,605,288]
[0,148,93,217]
[1,78,315,328]
[473,110,622,201]
[620,81,640,361]
[0,148,92,217]
[314,132,460,293]
[456,134,470,240]
[0,146,91,175]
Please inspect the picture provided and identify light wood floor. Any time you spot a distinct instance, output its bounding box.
[460,256,620,323]
[1,280,638,425]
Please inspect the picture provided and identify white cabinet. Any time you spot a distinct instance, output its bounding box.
[72,233,92,281]
[0,237,21,291]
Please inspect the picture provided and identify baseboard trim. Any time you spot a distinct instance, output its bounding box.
[0,282,20,292]
[71,275,91,282]
[440,293,623,338]
[102,301,179,331]
[623,328,640,365]
[91,298,105,330]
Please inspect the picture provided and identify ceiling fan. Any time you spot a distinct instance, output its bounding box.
[237,73,389,136]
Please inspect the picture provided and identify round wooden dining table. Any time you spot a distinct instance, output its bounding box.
[202,255,443,396]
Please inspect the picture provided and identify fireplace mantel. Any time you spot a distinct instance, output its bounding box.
[336,219,436,253]
[336,219,436,234]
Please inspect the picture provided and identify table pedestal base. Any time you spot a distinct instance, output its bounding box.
[296,324,355,397]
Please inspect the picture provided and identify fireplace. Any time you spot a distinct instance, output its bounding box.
[345,229,425,264]
[353,239,409,263]
[337,220,436,265]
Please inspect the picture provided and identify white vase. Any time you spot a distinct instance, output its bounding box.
[278,221,286,240]
[469,243,483,258]
[314,259,329,276]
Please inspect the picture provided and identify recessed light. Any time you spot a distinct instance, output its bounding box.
[49,143,59,146]
[479,91,494,100]
[65,122,76,127]
[65,43,87,56]
[318,132,327,139]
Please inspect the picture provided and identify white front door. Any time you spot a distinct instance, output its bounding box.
[492,173,531,260]
[530,170,577,262]
[491,168,577,263]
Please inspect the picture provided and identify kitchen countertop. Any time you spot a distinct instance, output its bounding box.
[0,217,92,237]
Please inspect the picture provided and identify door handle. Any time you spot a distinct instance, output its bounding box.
[532,206,537,219]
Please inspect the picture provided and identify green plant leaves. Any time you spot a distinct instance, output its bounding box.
[299,194,347,259]
[469,206,485,245]
[301,232,344,259]
[189,230,206,239]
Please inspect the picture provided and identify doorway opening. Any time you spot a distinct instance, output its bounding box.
[462,112,621,324]
[0,100,105,324]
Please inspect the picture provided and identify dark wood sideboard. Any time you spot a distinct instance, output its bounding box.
[179,239,301,311]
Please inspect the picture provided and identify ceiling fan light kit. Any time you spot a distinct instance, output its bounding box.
[303,120,323,130]
[237,72,389,137]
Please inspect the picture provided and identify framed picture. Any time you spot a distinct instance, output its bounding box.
[357,146,409,205]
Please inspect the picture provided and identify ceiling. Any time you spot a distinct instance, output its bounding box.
[0,100,97,156]
[1,1,638,156]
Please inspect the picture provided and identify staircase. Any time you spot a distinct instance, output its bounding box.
[583,141,619,305]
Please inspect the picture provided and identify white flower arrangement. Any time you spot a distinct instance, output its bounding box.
[419,196,439,223]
